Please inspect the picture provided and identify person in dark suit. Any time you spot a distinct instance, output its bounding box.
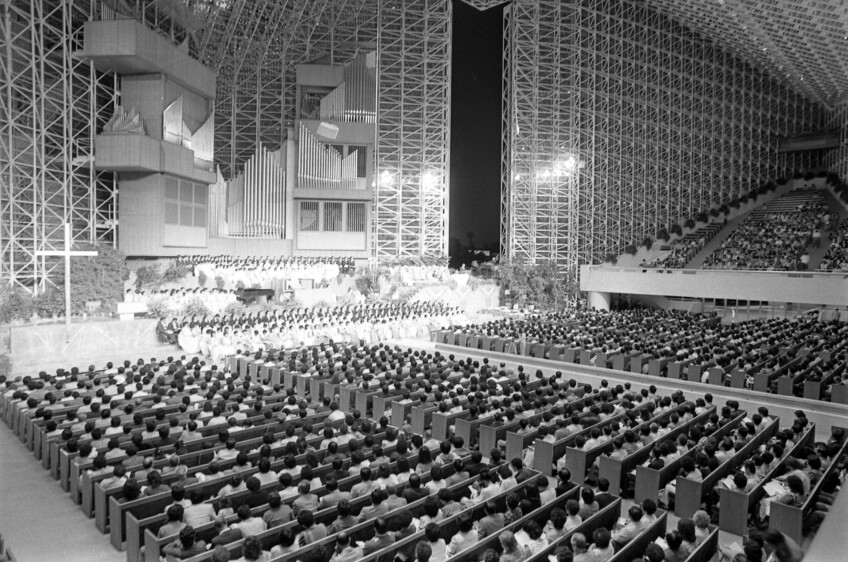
[477,501,505,538]
[594,477,616,510]
[465,450,487,477]
[363,518,395,555]
[511,458,534,483]
[402,474,429,503]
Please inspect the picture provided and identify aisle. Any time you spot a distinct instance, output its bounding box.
[0,421,123,562]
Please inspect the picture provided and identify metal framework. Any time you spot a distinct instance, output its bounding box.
[374,1,451,261]
[500,0,826,284]
[1,0,452,291]
[198,0,452,261]
[0,0,117,292]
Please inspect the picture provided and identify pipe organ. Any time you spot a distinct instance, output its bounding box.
[297,124,360,190]
[317,52,376,124]
[226,145,286,238]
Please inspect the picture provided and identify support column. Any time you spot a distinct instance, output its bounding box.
[588,291,611,311]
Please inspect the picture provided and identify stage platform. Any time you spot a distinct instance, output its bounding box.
[8,319,177,377]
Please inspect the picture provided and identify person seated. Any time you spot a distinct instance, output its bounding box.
[587,527,614,562]
[329,531,363,562]
[663,530,691,562]
[611,505,645,549]
[234,535,271,562]
[162,525,207,560]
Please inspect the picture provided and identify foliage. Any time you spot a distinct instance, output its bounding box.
[146,295,171,319]
[670,225,683,236]
[181,296,211,318]
[719,204,730,215]
[604,253,618,265]
[197,271,207,288]
[694,212,708,223]
[776,177,788,186]
[709,208,720,218]
[223,301,246,317]
[135,265,161,291]
[623,245,637,255]
[32,290,65,318]
[215,275,225,289]
[492,262,574,310]
[161,262,190,284]
[67,243,129,314]
[250,283,261,289]
[803,171,815,181]
[738,195,748,204]
[235,280,245,290]
[0,354,10,379]
[655,229,670,242]
[641,237,653,250]
[825,172,840,185]
[0,286,33,323]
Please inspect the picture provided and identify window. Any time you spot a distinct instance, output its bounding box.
[324,202,343,231]
[164,177,207,227]
[347,203,366,232]
[300,201,320,231]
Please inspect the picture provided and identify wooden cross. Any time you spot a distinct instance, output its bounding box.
[35,223,98,332]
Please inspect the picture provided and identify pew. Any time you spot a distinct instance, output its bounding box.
[629,354,651,374]
[683,527,719,562]
[674,415,779,519]
[138,451,460,562]
[599,407,717,496]
[525,498,622,562]
[718,423,815,536]
[533,401,651,476]
[633,411,743,506]
[112,428,390,551]
[224,470,538,562]
[607,511,668,562]
[769,437,848,544]
[730,370,747,389]
[448,486,581,562]
[649,358,668,377]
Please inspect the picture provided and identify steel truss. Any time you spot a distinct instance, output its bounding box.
[374,1,451,260]
[500,0,826,282]
[195,0,451,261]
[1,0,452,292]
[1,0,118,292]
[823,102,848,180]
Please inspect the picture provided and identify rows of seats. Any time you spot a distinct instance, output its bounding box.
[435,309,848,403]
[647,223,723,269]
[0,342,757,562]
[819,219,848,271]
[702,189,830,270]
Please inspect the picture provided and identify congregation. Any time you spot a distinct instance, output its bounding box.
[4,326,839,562]
[441,308,848,398]
[702,190,832,271]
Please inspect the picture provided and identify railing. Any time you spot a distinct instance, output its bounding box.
[580,265,848,306]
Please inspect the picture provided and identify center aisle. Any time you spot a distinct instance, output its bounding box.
[0,421,124,562]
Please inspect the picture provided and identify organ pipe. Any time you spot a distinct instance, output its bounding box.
[224,144,285,238]
[297,123,359,190]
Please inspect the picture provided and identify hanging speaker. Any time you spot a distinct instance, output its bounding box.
[317,122,339,140]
